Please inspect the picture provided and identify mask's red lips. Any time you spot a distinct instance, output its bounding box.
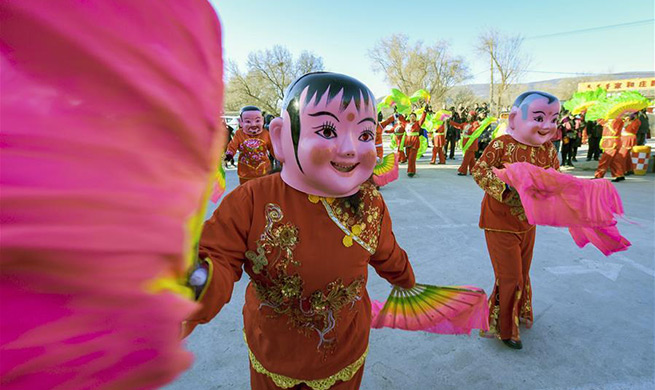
[330,161,359,173]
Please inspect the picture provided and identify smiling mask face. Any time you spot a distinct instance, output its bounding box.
[507,92,561,147]
[240,109,264,136]
[269,73,377,198]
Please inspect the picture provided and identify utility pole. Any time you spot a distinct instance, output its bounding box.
[489,42,494,116]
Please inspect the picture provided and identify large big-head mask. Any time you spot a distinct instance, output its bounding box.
[239,106,264,136]
[507,91,560,147]
[269,72,377,198]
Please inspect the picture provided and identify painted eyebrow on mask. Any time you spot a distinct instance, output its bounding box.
[308,111,340,122]
[357,117,376,125]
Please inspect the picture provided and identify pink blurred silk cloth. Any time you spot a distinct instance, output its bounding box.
[493,162,630,256]
[0,1,225,389]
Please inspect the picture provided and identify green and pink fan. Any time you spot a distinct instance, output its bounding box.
[389,88,412,116]
[377,95,395,113]
[372,153,399,187]
[603,91,649,120]
[371,284,489,335]
[434,109,452,122]
[563,88,607,115]
[585,91,649,122]
[409,88,431,104]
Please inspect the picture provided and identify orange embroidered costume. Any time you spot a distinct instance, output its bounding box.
[619,117,640,174]
[397,110,427,176]
[472,135,559,344]
[185,72,416,389]
[385,114,407,163]
[430,123,446,164]
[452,120,479,175]
[594,118,624,180]
[185,174,415,389]
[226,129,275,184]
[472,91,561,350]
[376,116,394,159]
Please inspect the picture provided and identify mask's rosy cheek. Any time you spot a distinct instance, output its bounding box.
[310,146,334,166]
[360,150,377,166]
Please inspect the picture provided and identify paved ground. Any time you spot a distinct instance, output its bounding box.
[166,139,655,390]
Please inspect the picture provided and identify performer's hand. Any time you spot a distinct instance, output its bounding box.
[189,267,208,287]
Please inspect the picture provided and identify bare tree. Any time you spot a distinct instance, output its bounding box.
[446,86,480,109]
[225,45,324,113]
[477,30,531,114]
[369,34,470,104]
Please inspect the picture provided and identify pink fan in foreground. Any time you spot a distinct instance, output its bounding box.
[1,1,225,389]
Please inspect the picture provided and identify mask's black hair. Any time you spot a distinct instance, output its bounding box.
[240,105,262,118]
[512,91,558,107]
[281,72,375,173]
[512,91,559,119]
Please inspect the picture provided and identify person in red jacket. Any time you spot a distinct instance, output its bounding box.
[376,112,394,160]
[452,112,480,176]
[388,112,407,163]
[430,122,446,164]
[619,114,640,176]
[594,118,625,182]
[397,107,428,177]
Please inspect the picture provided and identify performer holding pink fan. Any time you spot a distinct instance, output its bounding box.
[185,72,488,389]
[472,91,630,351]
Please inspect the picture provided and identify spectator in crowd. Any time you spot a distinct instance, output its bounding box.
[550,116,562,154]
[571,115,584,162]
[223,118,237,168]
[445,107,461,160]
[585,115,602,161]
[559,111,575,167]
[637,109,650,146]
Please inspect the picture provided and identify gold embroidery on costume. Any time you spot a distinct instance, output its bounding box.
[311,182,382,254]
[480,280,501,339]
[246,203,365,350]
[245,204,298,275]
[246,332,368,390]
[472,159,506,202]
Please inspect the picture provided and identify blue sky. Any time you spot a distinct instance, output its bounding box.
[209,0,654,97]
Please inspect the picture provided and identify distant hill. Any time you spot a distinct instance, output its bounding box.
[456,71,655,101]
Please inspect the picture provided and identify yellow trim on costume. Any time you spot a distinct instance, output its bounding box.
[245,333,367,390]
[482,225,536,234]
[146,275,194,300]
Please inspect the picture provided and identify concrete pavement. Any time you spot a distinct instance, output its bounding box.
[165,139,655,390]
